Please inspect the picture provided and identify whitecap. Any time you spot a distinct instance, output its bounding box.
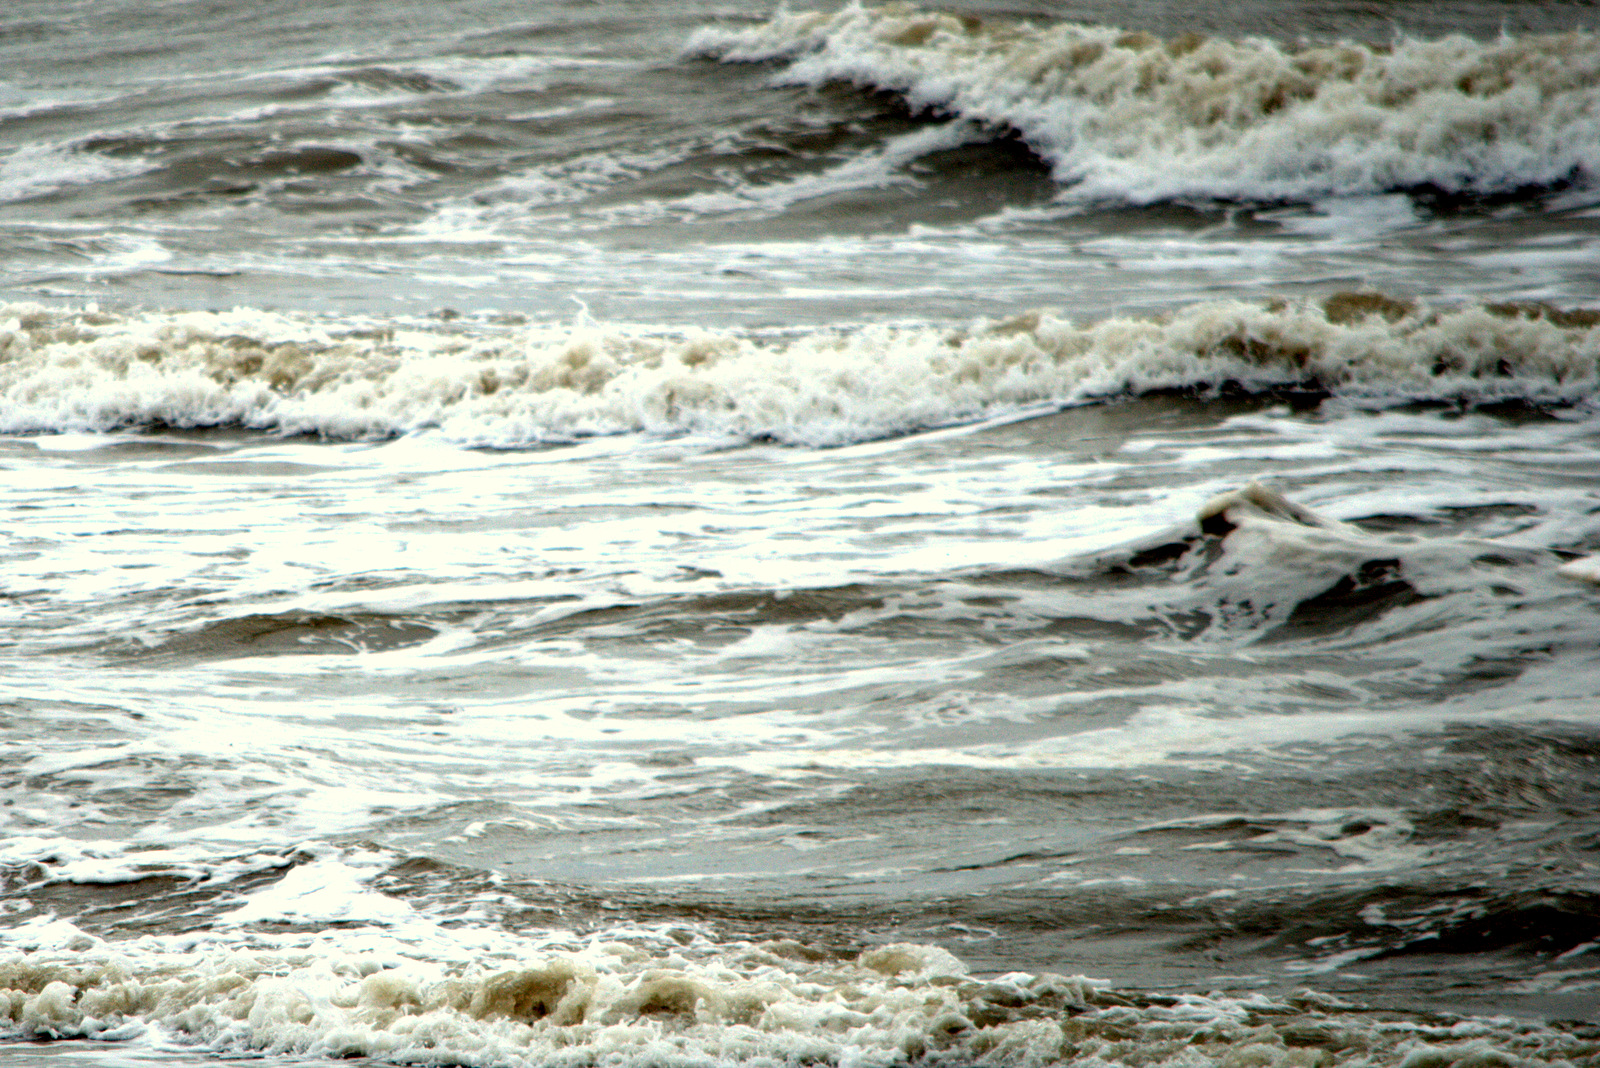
[0,295,1594,446]
[690,4,1600,205]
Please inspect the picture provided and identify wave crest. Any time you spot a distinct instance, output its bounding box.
[0,296,1596,446]
[688,3,1600,203]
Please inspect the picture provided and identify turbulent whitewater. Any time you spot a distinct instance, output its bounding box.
[691,3,1600,204]
[4,917,1596,1068]
[3,2,1600,1068]
[4,481,1598,1066]
[2,295,1597,445]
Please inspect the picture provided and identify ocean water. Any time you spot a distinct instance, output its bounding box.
[3,2,1600,1066]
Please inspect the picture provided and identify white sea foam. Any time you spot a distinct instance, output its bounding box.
[217,856,417,927]
[649,121,984,220]
[0,296,1595,446]
[431,116,969,234]
[688,4,1600,204]
[2,902,1593,1068]
[1082,480,1574,635]
[404,140,707,244]
[1557,555,1600,583]
[0,143,158,205]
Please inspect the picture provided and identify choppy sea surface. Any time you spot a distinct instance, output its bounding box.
[3,2,1600,1066]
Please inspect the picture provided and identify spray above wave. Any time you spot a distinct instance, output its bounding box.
[688,3,1600,205]
[1,297,1597,446]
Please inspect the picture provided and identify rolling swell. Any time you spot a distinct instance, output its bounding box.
[1,295,1595,445]
[689,4,1600,206]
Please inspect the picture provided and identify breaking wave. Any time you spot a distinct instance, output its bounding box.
[3,910,1596,1068]
[688,3,1600,204]
[1,295,1596,446]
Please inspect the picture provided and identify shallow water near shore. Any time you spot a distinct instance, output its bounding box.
[2,2,1600,1066]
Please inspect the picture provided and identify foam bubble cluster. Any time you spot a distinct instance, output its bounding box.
[688,3,1600,203]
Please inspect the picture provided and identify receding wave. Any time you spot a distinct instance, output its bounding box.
[1,296,1596,446]
[688,4,1600,205]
